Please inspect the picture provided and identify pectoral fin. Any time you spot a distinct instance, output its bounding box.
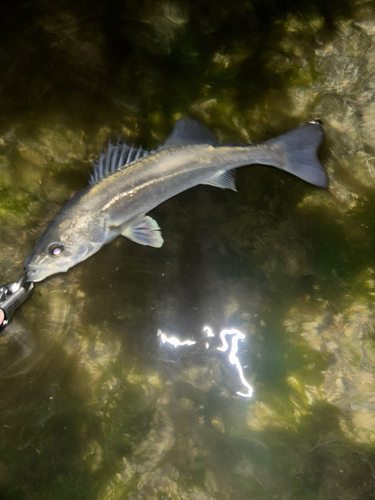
[122,216,164,247]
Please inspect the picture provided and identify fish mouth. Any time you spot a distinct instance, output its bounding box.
[25,266,50,282]
[25,264,68,282]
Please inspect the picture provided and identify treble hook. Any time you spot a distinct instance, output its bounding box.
[0,271,34,330]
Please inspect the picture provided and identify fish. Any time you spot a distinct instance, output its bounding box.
[24,118,328,282]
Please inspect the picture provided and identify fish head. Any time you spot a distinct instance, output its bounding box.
[24,210,107,282]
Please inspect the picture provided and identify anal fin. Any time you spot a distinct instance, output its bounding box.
[122,216,164,248]
[204,170,237,191]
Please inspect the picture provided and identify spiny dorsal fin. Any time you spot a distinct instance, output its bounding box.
[89,141,151,185]
[162,117,219,148]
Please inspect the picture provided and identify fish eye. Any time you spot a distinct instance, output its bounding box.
[48,243,65,257]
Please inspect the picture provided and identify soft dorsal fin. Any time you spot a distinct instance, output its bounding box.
[89,141,151,185]
[162,117,219,148]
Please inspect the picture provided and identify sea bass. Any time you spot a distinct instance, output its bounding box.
[24,118,328,282]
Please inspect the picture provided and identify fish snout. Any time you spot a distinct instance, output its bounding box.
[24,265,48,282]
[24,264,68,282]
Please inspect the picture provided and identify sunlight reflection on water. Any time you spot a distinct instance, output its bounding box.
[158,325,253,397]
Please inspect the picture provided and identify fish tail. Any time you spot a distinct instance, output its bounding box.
[270,122,329,188]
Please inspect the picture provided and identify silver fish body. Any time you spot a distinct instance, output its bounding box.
[24,118,328,282]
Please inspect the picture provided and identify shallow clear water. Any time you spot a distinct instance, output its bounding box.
[0,1,375,499]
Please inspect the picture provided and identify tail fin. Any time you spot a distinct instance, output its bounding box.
[270,122,329,188]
